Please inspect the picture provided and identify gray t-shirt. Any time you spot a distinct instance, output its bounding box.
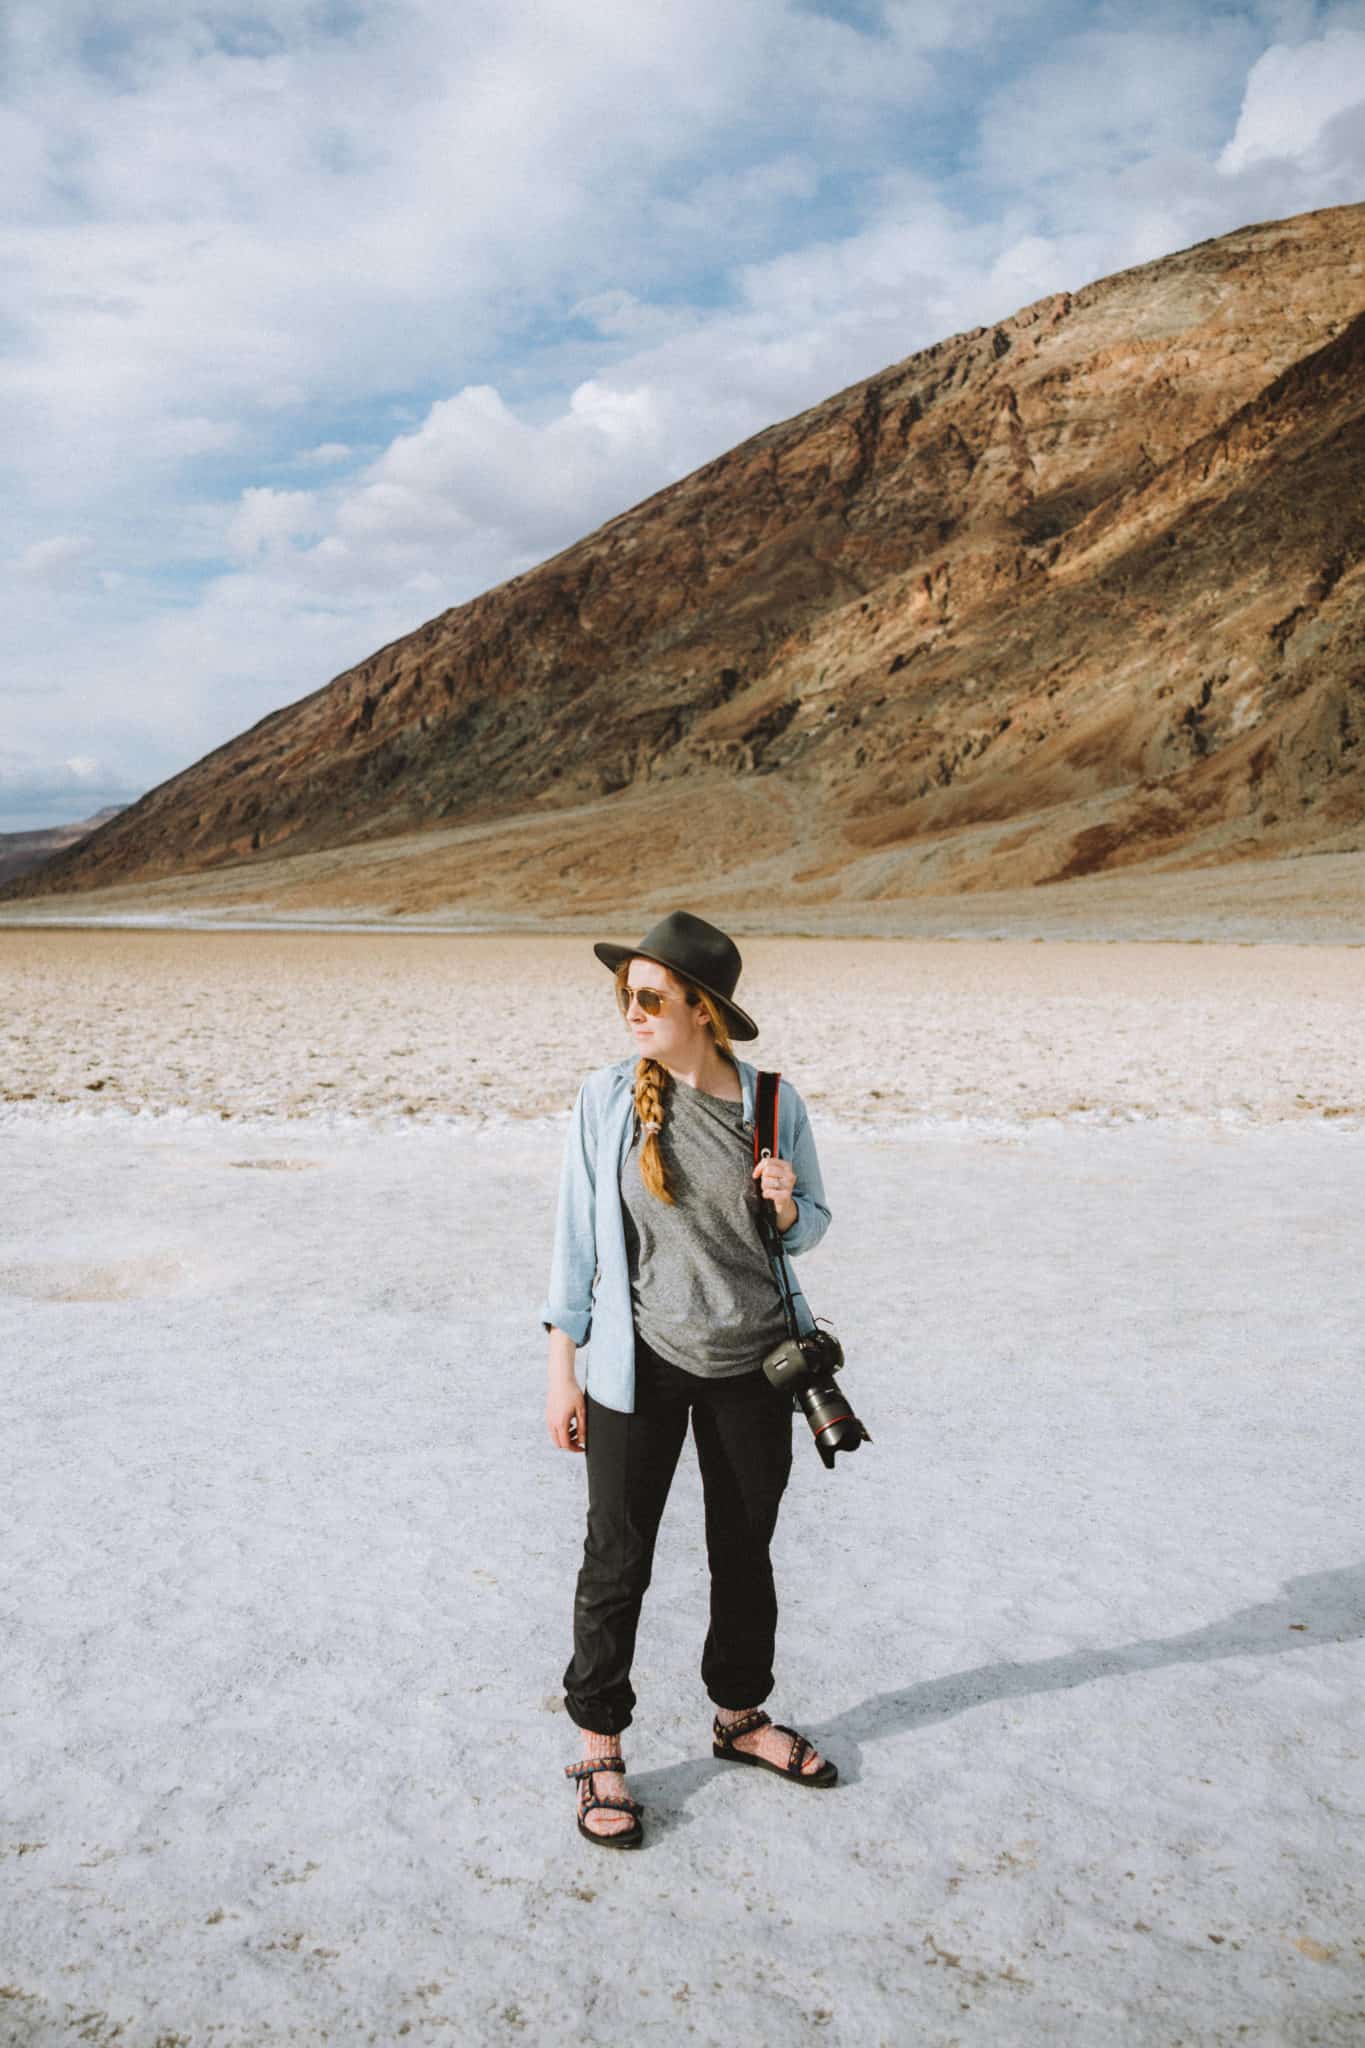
[620,1075,791,1376]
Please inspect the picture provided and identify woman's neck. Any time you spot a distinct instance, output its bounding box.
[650,1042,737,1097]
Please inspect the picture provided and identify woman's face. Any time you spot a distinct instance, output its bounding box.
[621,956,711,1062]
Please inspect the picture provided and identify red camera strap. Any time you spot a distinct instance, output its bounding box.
[753,1068,781,1168]
[750,1068,800,1341]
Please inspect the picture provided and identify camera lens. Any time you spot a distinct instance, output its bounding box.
[798,1380,867,1468]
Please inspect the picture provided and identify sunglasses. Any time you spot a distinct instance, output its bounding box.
[616,983,697,1017]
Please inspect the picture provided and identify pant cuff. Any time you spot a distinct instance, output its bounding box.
[706,1685,774,1712]
[564,1699,633,1735]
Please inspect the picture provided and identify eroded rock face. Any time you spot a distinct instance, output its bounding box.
[10,201,1364,912]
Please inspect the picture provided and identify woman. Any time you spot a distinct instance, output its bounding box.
[542,909,838,1849]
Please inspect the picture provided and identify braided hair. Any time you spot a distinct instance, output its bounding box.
[614,960,738,1204]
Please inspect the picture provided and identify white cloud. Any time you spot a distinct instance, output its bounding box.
[1219,25,1365,169]
[298,442,353,466]
[0,747,141,827]
[0,4,794,482]
[146,415,241,461]
[568,289,687,341]
[226,487,321,561]
[0,751,97,792]
[314,377,675,571]
[975,20,1264,195]
[10,534,96,582]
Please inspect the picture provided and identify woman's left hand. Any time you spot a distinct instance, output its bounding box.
[751,1156,798,1232]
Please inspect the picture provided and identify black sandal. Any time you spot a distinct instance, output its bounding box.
[564,1756,644,1849]
[712,1708,838,1787]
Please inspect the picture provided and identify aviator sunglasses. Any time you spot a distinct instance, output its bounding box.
[616,982,698,1017]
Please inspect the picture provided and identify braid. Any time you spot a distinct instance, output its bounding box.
[614,959,739,1204]
[635,1058,675,1205]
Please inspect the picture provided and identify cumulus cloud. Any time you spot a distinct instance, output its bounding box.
[1219,25,1365,169]
[330,379,676,560]
[226,487,322,561]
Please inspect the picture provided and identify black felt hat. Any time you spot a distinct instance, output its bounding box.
[593,909,758,1042]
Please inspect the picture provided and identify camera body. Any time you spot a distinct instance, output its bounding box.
[760,1322,845,1392]
[760,1322,870,1469]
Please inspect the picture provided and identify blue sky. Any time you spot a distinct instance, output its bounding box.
[2,0,1363,829]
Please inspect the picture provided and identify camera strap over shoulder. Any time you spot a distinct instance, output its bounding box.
[750,1068,802,1341]
[752,1067,781,1173]
[749,1069,871,1462]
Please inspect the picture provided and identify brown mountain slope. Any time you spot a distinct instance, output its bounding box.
[8,200,1364,914]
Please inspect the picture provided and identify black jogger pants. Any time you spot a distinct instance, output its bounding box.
[562,1332,795,1734]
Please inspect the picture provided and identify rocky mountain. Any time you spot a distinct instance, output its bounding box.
[0,807,129,890]
[8,201,1363,916]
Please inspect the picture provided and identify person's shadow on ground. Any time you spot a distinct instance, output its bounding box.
[632,1560,1365,1833]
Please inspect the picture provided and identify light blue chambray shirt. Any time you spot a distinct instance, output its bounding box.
[540,1054,831,1415]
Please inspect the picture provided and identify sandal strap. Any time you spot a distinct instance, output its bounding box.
[579,1791,642,1819]
[714,1707,772,1743]
[564,1756,625,1781]
[765,1722,822,1775]
[712,1708,825,1777]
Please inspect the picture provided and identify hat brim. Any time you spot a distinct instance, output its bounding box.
[593,941,759,1042]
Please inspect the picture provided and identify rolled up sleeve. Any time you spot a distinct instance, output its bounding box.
[540,1081,598,1344]
[779,1095,831,1257]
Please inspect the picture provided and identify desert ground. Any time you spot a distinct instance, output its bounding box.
[2,921,1363,1127]
[1,919,1362,2047]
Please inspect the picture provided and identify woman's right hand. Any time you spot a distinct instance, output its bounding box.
[546,1368,587,1453]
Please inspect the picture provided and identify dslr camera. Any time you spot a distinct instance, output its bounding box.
[760,1321,871,1469]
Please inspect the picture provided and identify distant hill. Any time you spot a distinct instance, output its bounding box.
[0,807,129,890]
[7,200,1363,918]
